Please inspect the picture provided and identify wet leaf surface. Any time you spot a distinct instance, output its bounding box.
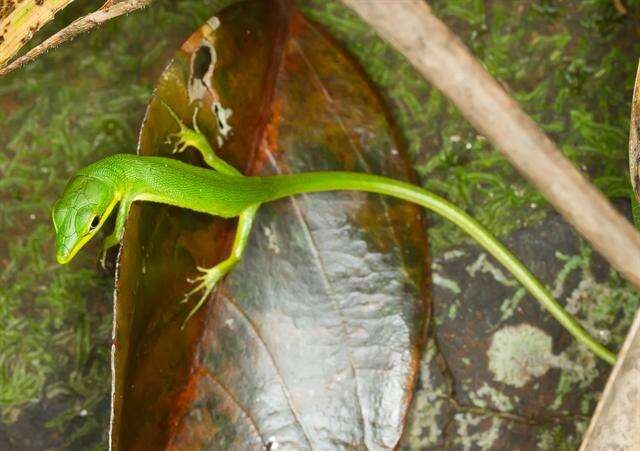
[112,1,429,449]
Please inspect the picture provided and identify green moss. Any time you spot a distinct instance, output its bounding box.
[0,225,111,440]
[0,0,234,446]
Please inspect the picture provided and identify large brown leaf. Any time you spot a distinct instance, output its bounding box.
[112,1,429,449]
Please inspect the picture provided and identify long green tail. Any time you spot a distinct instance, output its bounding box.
[266,172,616,364]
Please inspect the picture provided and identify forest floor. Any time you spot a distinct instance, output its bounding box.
[0,0,639,449]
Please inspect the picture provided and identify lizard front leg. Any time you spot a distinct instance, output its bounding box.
[181,204,259,327]
[160,98,240,176]
[100,196,132,268]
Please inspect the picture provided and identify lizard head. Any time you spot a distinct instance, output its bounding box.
[52,175,118,264]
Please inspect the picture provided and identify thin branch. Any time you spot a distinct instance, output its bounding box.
[341,0,640,289]
[0,0,154,76]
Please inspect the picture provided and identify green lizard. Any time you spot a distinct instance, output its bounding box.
[51,102,616,364]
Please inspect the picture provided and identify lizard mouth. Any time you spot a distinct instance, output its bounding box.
[56,234,92,264]
[56,243,72,264]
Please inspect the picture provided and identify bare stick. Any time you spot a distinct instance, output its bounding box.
[0,0,154,76]
[341,0,640,288]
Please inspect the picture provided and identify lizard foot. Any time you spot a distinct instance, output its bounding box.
[158,98,210,155]
[159,96,240,175]
[166,108,210,155]
[180,260,237,328]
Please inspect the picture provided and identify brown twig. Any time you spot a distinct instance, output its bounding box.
[612,0,628,15]
[341,0,640,288]
[0,0,154,76]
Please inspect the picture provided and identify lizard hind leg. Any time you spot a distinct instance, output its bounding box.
[180,204,259,328]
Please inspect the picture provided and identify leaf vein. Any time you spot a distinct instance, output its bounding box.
[218,291,316,449]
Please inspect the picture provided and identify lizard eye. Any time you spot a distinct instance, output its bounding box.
[89,216,100,230]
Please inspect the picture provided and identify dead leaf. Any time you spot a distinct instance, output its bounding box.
[0,0,75,67]
[629,62,640,201]
[112,1,429,449]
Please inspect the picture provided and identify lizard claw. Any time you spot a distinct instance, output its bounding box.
[99,247,108,269]
[191,107,201,133]
[179,265,227,329]
[167,132,190,154]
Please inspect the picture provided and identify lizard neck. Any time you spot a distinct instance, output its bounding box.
[81,154,270,218]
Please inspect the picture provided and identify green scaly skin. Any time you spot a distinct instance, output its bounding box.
[51,107,616,364]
